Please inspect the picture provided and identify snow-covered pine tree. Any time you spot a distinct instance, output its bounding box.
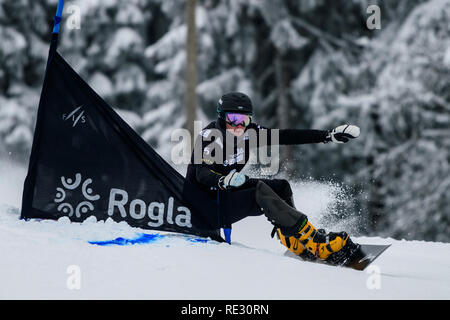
[295,0,449,241]
[1,0,447,242]
[0,0,52,161]
[368,0,450,241]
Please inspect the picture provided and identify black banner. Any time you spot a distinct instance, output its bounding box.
[21,41,223,242]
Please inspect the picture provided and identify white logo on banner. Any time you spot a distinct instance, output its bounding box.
[62,106,86,127]
[54,173,100,218]
[54,173,192,228]
[107,188,192,228]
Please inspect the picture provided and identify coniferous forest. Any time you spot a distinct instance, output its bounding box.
[0,0,449,242]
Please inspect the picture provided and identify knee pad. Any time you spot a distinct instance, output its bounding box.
[279,179,292,196]
[279,179,295,208]
[255,181,307,236]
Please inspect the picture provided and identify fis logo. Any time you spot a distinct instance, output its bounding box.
[63,105,86,127]
[54,173,100,218]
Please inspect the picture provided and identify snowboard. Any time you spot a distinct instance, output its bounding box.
[284,244,391,271]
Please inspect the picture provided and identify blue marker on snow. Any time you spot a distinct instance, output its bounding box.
[88,233,211,246]
[223,228,232,244]
[89,233,164,246]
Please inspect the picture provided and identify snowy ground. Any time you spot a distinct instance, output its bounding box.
[1,161,449,299]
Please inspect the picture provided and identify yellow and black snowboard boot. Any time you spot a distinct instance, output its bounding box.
[277,225,355,262]
[276,229,317,261]
[256,181,357,264]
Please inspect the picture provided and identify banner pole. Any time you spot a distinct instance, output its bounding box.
[52,0,65,34]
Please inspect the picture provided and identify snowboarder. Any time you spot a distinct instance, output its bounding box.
[186,92,361,264]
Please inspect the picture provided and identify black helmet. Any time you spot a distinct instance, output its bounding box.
[217,92,253,120]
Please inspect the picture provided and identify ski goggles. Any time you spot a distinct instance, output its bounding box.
[225,113,252,127]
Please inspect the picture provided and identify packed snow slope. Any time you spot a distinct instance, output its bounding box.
[0,161,449,299]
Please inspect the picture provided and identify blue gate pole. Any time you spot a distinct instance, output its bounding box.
[223,227,232,244]
[52,0,65,34]
[217,190,231,244]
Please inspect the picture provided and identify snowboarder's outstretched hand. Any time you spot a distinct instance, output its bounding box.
[326,125,360,144]
[219,169,247,189]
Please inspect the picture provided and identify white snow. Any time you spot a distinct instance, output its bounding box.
[0,162,449,299]
[89,72,114,98]
[270,20,309,53]
[105,27,143,65]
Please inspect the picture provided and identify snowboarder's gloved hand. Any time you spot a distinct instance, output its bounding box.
[218,169,247,189]
[326,125,360,143]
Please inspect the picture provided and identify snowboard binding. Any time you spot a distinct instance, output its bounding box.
[255,181,359,263]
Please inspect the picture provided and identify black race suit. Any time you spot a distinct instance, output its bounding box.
[185,119,329,227]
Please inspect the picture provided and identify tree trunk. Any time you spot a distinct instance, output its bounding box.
[185,0,197,150]
[274,52,294,173]
[367,105,385,233]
